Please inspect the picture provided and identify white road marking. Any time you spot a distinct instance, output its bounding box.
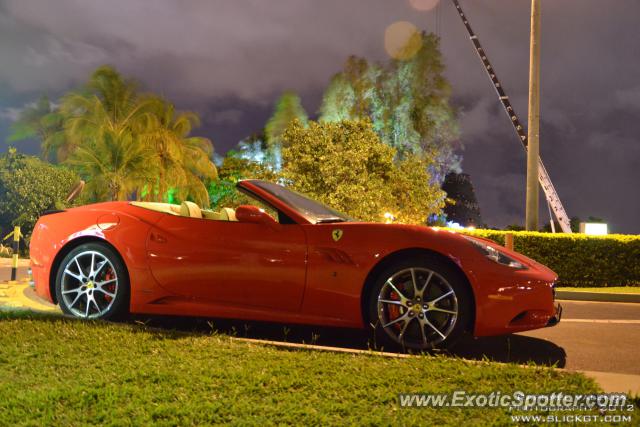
[558,299,640,306]
[562,319,640,324]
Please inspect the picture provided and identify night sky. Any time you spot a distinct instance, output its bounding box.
[1,0,638,233]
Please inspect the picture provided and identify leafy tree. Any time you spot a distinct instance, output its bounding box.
[209,150,278,209]
[318,74,357,122]
[0,148,79,237]
[264,91,308,169]
[218,151,278,183]
[281,120,445,223]
[235,132,269,163]
[391,153,447,224]
[319,33,460,183]
[441,172,482,227]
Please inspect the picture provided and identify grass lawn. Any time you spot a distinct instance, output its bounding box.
[0,311,602,425]
[557,286,640,294]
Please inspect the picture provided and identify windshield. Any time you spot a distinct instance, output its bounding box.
[247,180,352,224]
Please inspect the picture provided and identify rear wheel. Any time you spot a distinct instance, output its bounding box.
[368,257,472,351]
[55,242,129,320]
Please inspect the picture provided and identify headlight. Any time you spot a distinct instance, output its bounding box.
[462,235,527,270]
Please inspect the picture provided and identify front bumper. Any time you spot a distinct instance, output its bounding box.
[473,276,559,336]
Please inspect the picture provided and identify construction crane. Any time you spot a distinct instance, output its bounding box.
[449,0,572,233]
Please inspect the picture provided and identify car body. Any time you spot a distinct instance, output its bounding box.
[30,179,561,349]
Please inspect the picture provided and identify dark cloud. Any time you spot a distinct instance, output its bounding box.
[0,0,638,232]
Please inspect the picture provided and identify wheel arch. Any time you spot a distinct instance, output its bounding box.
[49,236,129,304]
[360,247,476,332]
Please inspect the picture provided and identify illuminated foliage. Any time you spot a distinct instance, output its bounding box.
[281,120,445,223]
[317,74,357,123]
[139,98,217,206]
[319,33,460,183]
[65,131,156,202]
[9,66,217,205]
[264,91,308,169]
[209,151,279,209]
[460,228,640,287]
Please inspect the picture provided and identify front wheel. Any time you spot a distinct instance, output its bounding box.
[368,257,472,351]
[55,242,129,320]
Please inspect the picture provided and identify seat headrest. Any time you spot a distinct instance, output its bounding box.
[180,201,202,219]
[222,207,237,221]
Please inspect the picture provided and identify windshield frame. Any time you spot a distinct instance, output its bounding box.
[238,180,352,224]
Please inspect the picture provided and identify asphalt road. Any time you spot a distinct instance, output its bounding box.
[457,300,640,376]
[518,301,640,375]
[0,264,28,282]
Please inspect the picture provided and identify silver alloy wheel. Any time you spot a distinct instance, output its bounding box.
[377,267,458,348]
[60,250,119,319]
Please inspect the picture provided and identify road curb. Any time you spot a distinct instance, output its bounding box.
[574,370,640,395]
[0,279,59,312]
[0,258,30,267]
[557,290,640,303]
[228,338,635,395]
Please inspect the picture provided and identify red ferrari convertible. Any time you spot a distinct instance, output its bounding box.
[30,180,561,349]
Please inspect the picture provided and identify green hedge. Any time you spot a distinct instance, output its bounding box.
[456,229,640,287]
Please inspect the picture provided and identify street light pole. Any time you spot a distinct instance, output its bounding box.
[526,0,541,231]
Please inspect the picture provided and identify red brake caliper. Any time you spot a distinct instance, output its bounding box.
[103,271,114,302]
[388,291,402,331]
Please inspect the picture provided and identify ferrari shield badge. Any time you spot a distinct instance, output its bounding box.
[332,229,343,242]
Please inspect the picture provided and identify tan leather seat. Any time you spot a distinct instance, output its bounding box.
[219,207,238,221]
[195,207,238,221]
[180,201,202,219]
[130,201,181,215]
[202,209,224,220]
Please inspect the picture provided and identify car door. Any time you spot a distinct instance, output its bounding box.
[146,213,307,312]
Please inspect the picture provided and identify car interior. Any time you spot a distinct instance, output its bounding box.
[130,201,238,221]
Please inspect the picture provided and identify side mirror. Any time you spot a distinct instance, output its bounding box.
[235,205,278,227]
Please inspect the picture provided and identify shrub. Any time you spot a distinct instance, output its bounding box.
[0,148,80,238]
[458,229,640,287]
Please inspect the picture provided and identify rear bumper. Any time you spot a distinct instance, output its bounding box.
[31,263,53,302]
[546,303,562,327]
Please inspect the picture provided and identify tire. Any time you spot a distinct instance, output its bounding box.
[55,242,130,320]
[367,256,472,351]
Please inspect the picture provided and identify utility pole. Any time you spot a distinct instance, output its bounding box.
[450,0,571,233]
[526,0,541,231]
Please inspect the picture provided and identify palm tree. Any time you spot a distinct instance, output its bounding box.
[140,98,217,206]
[7,96,67,161]
[60,65,155,150]
[26,65,216,205]
[65,131,156,201]
[59,66,159,200]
